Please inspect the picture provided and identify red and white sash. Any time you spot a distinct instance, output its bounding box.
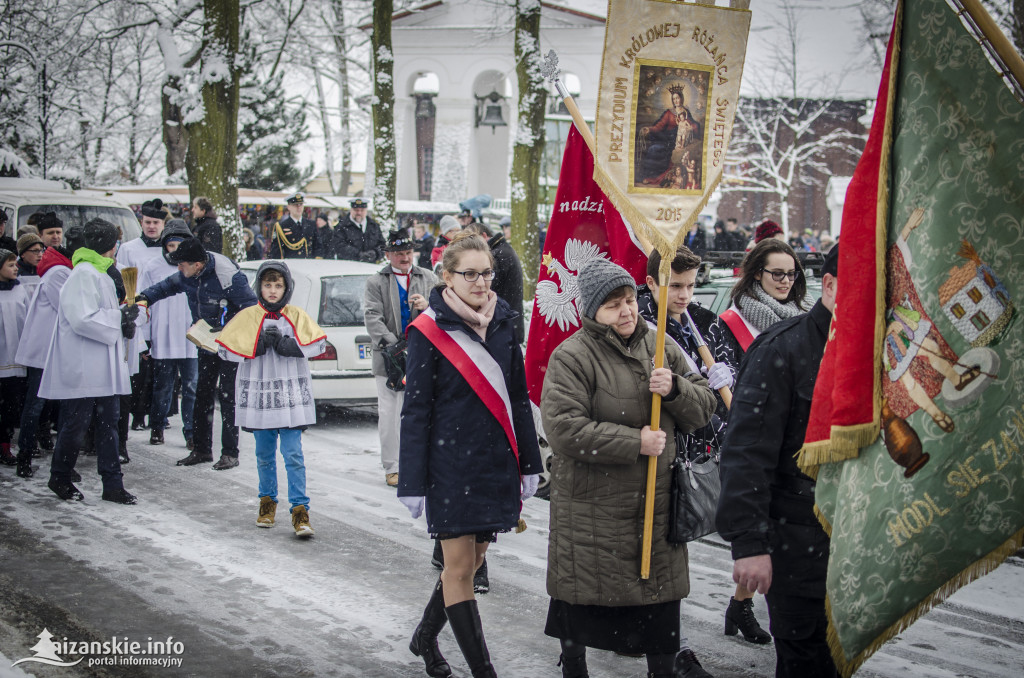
[719,304,759,352]
[410,309,519,460]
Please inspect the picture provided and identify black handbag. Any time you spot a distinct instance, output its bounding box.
[380,338,407,391]
[668,426,721,544]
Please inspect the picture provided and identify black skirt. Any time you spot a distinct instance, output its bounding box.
[544,598,681,655]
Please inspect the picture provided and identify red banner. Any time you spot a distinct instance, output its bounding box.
[525,126,648,405]
[798,17,896,467]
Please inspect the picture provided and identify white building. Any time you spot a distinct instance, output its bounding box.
[380,0,605,204]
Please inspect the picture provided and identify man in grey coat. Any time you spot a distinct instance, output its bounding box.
[363,229,437,486]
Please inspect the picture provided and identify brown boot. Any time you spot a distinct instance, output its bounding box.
[256,496,277,527]
[291,505,314,538]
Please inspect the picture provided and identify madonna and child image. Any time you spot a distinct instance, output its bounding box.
[632,63,711,193]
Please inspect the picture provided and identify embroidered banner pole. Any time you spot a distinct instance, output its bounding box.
[594,0,751,579]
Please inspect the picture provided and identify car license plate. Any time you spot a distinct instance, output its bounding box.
[358,343,371,360]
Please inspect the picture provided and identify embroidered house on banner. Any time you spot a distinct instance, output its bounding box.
[938,240,1014,347]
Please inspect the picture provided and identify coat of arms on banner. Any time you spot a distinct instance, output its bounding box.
[535,239,606,332]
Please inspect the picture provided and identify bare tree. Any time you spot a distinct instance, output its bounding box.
[511,0,545,298]
[722,0,866,235]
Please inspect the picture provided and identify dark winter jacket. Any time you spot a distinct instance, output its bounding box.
[194,214,222,254]
[415,232,435,269]
[140,251,257,329]
[334,215,385,263]
[16,259,36,277]
[269,215,318,259]
[716,299,830,599]
[540,317,716,606]
[487,233,525,344]
[314,225,335,259]
[682,227,708,257]
[636,286,736,456]
[398,287,543,535]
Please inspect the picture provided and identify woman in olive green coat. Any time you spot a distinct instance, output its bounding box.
[540,258,716,678]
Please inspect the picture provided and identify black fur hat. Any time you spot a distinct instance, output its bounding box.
[83,218,119,254]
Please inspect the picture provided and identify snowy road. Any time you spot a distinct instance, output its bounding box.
[0,409,1021,677]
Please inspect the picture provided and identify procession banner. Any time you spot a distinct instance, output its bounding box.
[525,125,647,406]
[796,0,1024,674]
[593,0,750,254]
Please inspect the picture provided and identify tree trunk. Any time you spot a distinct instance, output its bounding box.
[331,0,352,196]
[162,74,188,176]
[371,0,396,233]
[511,0,546,299]
[1013,0,1023,54]
[312,63,338,194]
[185,0,242,260]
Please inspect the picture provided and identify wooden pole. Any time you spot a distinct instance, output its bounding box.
[956,0,1024,89]
[641,256,671,579]
[550,78,656,257]
[685,310,733,409]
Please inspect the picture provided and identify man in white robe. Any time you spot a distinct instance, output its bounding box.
[41,219,144,504]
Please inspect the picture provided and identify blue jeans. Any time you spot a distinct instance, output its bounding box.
[253,428,308,510]
[151,358,198,440]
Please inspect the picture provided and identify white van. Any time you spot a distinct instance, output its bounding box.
[0,178,141,242]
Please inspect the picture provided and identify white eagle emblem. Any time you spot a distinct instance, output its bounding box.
[535,239,606,331]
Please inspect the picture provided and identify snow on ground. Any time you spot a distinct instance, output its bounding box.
[0,408,1021,677]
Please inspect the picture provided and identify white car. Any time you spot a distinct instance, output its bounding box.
[0,178,141,242]
[239,259,381,408]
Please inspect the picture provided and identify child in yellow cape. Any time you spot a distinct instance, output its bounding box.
[216,261,326,537]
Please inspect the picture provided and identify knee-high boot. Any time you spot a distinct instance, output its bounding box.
[410,579,453,677]
[446,599,496,678]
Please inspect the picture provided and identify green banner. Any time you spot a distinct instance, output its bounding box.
[814,0,1024,674]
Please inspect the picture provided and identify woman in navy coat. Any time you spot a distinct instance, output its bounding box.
[398,232,542,678]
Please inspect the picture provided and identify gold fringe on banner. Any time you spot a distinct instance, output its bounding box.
[827,526,1024,678]
[593,162,724,260]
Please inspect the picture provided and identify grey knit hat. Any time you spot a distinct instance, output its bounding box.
[577,257,636,320]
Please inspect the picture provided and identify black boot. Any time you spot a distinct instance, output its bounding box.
[15,448,34,478]
[473,557,489,594]
[431,539,444,570]
[410,579,453,677]
[177,451,213,466]
[48,478,84,501]
[675,648,713,678]
[557,639,588,678]
[724,597,771,644]
[646,652,677,678]
[446,600,496,678]
[119,442,130,464]
[150,429,164,445]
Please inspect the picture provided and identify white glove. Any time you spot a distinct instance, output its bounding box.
[399,496,425,519]
[705,362,734,390]
[521,474,541,501]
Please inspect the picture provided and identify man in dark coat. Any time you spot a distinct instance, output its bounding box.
[463,222,525,344]
[683,223,708,257]
[269,193,318,259]
[191,197,223,254]
[335,198,385,263]
[0,211,15,253]
[412,220,434,269]
[314,213,335,259]
[136,238,257,471]
[716,245,840,678]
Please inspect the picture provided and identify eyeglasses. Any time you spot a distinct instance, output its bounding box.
[24,247,44,255]
[762,268,800,282]
[452,269,496,282]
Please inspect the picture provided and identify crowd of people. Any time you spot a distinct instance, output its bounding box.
[0,193,841,677]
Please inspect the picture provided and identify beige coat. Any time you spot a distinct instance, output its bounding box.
[363,264,437,377]
[540,317,716,607]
